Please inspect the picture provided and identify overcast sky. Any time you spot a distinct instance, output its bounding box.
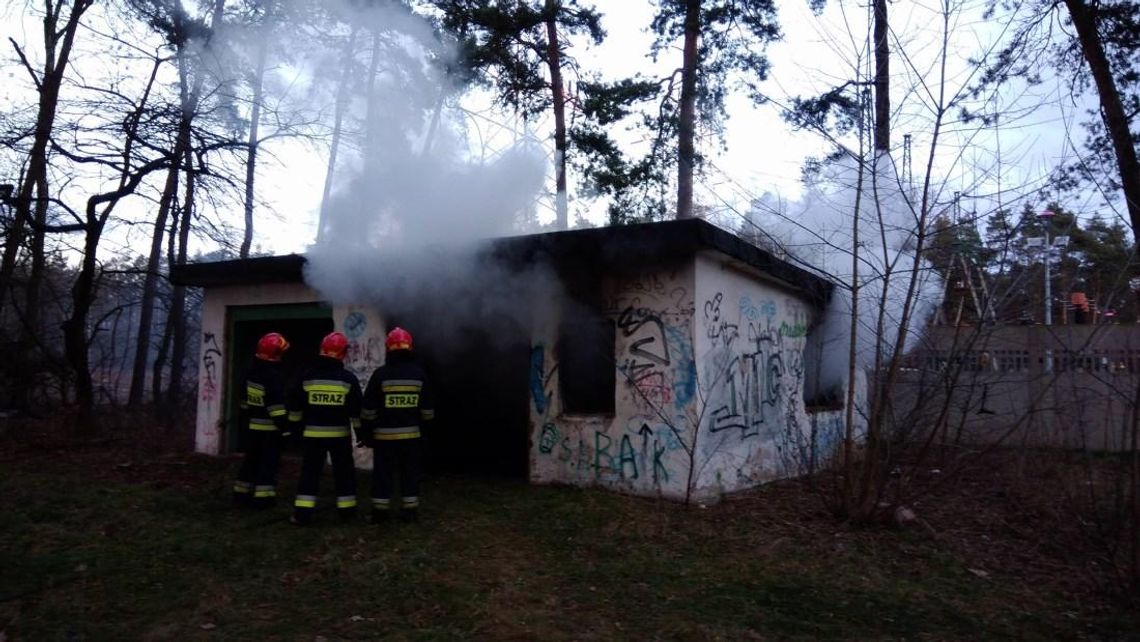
[1,0,1110,258]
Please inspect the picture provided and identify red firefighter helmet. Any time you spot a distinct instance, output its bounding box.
[385,327,413,352]
[255,332,289,362]
[320,331,349,361]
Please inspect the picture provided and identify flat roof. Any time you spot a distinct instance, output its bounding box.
[171,218,834,305]
[171,252,306,288]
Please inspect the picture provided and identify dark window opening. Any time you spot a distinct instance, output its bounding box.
[559,318,615,414]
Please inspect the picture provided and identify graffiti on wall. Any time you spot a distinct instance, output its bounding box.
[530,266,818,498]
[200,332,221,404]
[343,311,367,339]
[609,272,696,416]
[617,305,674,409]
[544,423,677,485]
[707,318,788,439]
[531,270,697,495]
[530,345,554,415]
[533,334,681,486]
[699,290,813,484]
[703,295,809,440]
[198,331,223,449]
[341,310,382,383]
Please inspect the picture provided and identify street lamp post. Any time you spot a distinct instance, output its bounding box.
[1027,209,1069,372]
[1039,209,1054,326]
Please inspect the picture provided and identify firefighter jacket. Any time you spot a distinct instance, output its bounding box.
[239,358,290,434]
[361,352,435,442]
[287,355,363,440]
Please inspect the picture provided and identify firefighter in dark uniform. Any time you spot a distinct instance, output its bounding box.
[233,332,292,509]
[361,327,435,523]
[288,331,362,524]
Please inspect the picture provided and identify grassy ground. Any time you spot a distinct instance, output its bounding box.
[1,439,1137,641]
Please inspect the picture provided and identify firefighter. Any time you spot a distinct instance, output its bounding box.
[288,331,363,525]
[233,332,292,509]
[361,327,435,524]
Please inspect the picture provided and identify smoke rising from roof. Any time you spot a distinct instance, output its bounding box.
[297,1,551,352]
[749,155,943,397]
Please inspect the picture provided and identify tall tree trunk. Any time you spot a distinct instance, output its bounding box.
[0,0,92,316]
[63,220,103,431]
[842,145,866,517]
[13,172,51,413]
[1063,0,1140,249]
[317,27,359,242]
[873,0,890,153]
[544,0,569,229]
[363,28,383,178]
[421,86,446,157]
[240,36,268,258]
[65,162,166,432]
[128,0,223,406]
[24,173,49,343]
[129,163,180,406]
[62,50,164,433]
[675,0,699,220]
[151,207,179,408]
[165,159,197,419]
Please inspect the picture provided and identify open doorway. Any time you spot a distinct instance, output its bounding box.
[224,303,333,452]
[408,313,532,479]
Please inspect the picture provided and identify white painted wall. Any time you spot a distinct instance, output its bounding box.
[198,250,830,501]
[692,252,818,497]
[334,305,387,468]
[194,284,387,463]
[195,282,323,455]
[527,254,826,502]
[529,264,700,501]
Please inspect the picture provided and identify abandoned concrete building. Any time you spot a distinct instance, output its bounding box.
[172,218,842,502]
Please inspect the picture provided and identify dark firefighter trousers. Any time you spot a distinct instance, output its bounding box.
[293,437,357,522]
[233,430,283,508]
[371,439,421,515]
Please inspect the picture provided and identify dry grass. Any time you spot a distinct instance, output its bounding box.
[1,425,1137,640]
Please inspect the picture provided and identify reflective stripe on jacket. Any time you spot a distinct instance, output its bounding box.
[241,359,288,432]
[362,355,434,441]
[288,356,362,439]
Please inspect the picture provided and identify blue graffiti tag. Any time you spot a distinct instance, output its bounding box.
[343,311,367,339]
[530,346,547,415]
[665,326,695,408]
[539,423,559,454]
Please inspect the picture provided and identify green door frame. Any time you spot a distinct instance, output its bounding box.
[224,302,332,452]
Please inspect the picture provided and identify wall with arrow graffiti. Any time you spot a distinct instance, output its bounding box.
[528,256,827,502]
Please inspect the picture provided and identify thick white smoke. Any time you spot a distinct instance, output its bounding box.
[749,154,944,397]
[298,1,552,339]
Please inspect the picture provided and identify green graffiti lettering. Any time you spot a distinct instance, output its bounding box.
[594,431,614,475]
[779,320,808,338]
[539,423,558,454]
[619,434,638,479]
[653,440,669,484]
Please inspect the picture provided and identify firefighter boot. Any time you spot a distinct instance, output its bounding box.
[370,509,389,525]
[399,507,418,523]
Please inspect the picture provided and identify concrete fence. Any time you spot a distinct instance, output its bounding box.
[892,325,1140,452]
